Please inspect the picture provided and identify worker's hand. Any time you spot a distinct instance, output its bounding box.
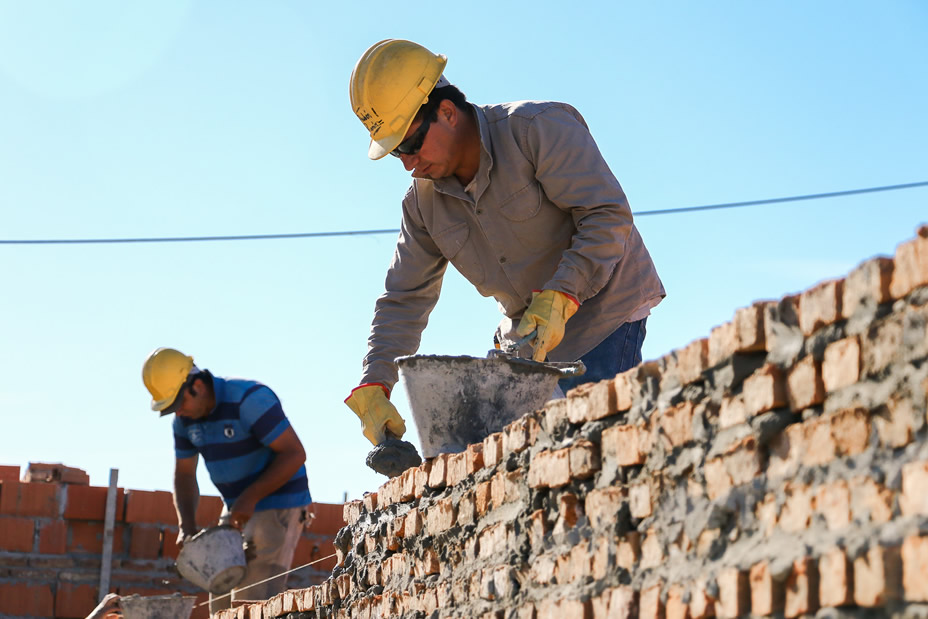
[86,593,122,618]
[176,526,198,548]
[228,494,258,530]
[344,383,407,446]
[516,289,580,362]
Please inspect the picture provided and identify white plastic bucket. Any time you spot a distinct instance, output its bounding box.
[118,594,195,619]
[175,525,246,594]
[396,354,583,458]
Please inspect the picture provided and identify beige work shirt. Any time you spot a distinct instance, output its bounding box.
[361,100,665,389]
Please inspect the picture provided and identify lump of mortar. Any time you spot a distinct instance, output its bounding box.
[366,438,422,478]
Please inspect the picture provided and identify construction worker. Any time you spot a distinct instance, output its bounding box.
[344,39,665,446]
[141,348,311,612]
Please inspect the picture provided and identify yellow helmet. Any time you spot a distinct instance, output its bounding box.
[349,39,447,160]
[142,347,194,414]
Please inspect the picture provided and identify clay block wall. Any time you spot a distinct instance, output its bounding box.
[218,224,928,619]
[0,463,343,619]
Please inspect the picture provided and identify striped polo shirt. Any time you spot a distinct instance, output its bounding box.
[173,375,311,511]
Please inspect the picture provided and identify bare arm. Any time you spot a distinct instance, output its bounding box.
[173,455,200,540]
[228,427,306,528]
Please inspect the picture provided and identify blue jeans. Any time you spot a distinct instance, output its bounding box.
[558,318,647,393]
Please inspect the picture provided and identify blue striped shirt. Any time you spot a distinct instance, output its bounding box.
[173,376,311,511]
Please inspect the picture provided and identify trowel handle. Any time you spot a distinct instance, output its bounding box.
[549,361,586,377]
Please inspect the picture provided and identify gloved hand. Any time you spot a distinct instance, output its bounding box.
[516,289,580,362]
[344,383,407,446]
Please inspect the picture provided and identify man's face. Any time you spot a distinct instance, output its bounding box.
[173,378,213,420]
[395,102,455,180]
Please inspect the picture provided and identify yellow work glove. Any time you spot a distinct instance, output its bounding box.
[344,384,407,446]
[515,289,580,362]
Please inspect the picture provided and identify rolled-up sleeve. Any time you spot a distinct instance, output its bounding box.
[522,106,634,303]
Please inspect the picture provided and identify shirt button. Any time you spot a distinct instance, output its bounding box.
[476,208,483,214]
[499,256,507,263]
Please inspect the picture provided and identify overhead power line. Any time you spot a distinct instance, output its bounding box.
[1,180,925,246]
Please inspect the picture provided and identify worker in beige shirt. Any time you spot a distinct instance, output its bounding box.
[344,39,666,446]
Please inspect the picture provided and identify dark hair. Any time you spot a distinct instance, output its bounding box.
[415,84,469,123]
[187,369,213,397]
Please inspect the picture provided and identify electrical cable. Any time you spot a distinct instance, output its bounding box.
[1,181,925,246]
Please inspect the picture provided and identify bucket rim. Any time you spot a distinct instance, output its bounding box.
[395,353,568,377]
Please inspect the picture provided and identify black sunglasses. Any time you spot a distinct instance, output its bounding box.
[390,108,437,158]
[163,376,195,414]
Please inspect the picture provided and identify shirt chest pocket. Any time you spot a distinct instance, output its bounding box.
[497,183,570,251]
[431,221,485,286]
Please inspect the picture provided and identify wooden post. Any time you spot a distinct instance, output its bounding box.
[98,468,119,602]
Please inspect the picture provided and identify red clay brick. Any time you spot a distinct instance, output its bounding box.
[426,497,456,535]
[68,521,125,554]
[785,556,819,618]
[800,416,837,467]
[800,278,845,336]
[0,516,35,552]
[743,363,787,416]
[900,460,928,517]
[719,394,747,429]
[850,475,893,524]
[854,545,901,607]
[665,583,688,619]
[585,487,625,530]
[568,439,600,480]
[482,433,503,468]
[709,320,737,367]
[0,465,20,482]
[676,337,709,385]
[502,415,539,454]
[343,499,363,526]
[815,479,850,531]
[445,452,468,487]
[475,481,492,516]
[736,301,773,353]
[779,482,814,533]
[124,489,177,525]
[24,463,89,485]
[639,583,663,619]
[55,582,98,619]
[614,369,636,412]
[890,226,928,299]
[0,481,60,517]
[0,582,54,617]
[629,482,652,519]
[398,466,417,502]
[903,535,928,601]
[63,484,126,521]
[718,567,750,618]
[555,542,592,584]
[554,493,583,534]
[831,407,870,456]
[787,355,824,411]
[427,453,448,489]
[818,547,853,607]
[655,401,695,447]
[750,560,785,615]
[593,586,636,619]
[466,443,484,474]
[528,448,570,489]
[823,336,861,392]
[844,256,894,317]
[689,579,717,618]
[616,533,640,570]
[764,294,801,352]
[875,395,917,448]
[38,519,67,554]
[567,379,618,423]
[129,524,162,559]
[640,528,664,569]
[601,424,649,466]
[536,598,591,619]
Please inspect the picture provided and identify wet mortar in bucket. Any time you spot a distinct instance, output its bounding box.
[175,525,246,594]
[118,593,196,619]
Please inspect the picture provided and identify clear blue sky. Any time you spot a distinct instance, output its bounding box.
[1,1,926,504]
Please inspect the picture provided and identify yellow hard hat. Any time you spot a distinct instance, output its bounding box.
[142,347,194,413]
[349,39,447,160]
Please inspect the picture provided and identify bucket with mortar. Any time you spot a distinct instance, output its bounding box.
[118,593,196,619]
[175,525,246,594]
[396,353,584,458]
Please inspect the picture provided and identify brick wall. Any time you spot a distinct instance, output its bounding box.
[0,464,343,618]
[208,223,928,618]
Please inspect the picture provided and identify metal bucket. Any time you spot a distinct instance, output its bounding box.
[175,525,246,594]
[118,593,196,619]
[396,354,584,458]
